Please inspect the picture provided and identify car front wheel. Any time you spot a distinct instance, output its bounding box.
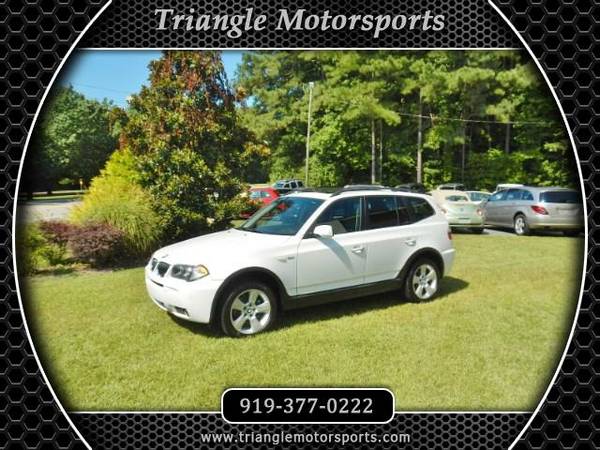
[219,281,278,337]
[514,214,530,236]
[405,259,440,302]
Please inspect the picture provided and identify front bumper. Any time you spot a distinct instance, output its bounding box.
[145,267,221,324]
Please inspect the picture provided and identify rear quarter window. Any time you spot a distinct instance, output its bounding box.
[540,190,581,204]
[405,197,435,222]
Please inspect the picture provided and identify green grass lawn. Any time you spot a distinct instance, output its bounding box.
[23,234,583,411]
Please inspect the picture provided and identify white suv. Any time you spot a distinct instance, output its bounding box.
[145,187,455,337]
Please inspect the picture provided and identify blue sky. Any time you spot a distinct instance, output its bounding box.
[58,50,245,107]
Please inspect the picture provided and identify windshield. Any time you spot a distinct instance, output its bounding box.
[273,181,285,188]
[249,190,262,199]
[540,190,581,204]
[446,195,469,202]
[238,196,324,235]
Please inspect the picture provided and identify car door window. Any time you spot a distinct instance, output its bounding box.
[313,197,362,235]
[489,190,507,202]
[522,190,533,201]
[394,196,412,225]
[506,189,522,201]
[366,196,398,230]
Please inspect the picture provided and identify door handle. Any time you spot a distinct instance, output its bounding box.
[351,245,365,254]
[404,238,417,247]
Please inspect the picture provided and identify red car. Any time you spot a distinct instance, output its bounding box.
[240,187,280,218]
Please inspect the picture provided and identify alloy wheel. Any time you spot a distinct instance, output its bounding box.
[229,289,272,335]
[411,263,438,300]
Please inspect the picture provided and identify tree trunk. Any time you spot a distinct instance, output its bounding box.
[504,121,511,154]
[461,124,467,184]
[416,89,423,184]
[371,118,376,184]
[379,120,383,184]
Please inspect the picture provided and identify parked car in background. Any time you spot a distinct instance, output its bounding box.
[483,186,583,236]
[494,183,523,192]
[240,187,280,219]
[466,191,491,205]
[395,183,428,194]
[431,190,484,233]
[146,186,455,337]
[438,183,466,191]
[273,179,304,195]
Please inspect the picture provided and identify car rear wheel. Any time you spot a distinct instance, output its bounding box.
[472,227,484,234]
[405,259,440,302]
[219,281,278,337]
[514,214,530,236]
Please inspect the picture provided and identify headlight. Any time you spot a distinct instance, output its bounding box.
[170,264,209,281]
[149,257,158,270]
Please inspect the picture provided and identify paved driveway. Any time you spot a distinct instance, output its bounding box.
[17,200,81,224]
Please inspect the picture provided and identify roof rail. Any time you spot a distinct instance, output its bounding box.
[331,184,388,196]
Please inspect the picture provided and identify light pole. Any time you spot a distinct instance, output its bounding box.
[305,81,314,186]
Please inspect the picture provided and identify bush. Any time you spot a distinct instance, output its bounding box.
[38,220,75,246]
[15,224,70,274]
[70,149,161,256]
[68,223,126,268]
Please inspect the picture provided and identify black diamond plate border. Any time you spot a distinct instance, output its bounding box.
[1,0,595,448]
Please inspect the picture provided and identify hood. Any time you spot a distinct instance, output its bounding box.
[153,229,293,265]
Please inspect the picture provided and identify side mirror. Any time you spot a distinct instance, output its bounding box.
[313,224,334,239]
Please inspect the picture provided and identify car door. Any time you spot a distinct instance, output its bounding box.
[361,195,418,284]
[502,189,523,226]
[295,196,367,295]
[484,190,506,225]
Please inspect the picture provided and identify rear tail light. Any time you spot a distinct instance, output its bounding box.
[476,208,483,216]
[531,205,549,215]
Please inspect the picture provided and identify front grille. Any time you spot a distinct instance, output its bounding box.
[156,261,170,277]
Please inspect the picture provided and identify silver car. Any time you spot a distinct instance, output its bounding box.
[483,186,583,236]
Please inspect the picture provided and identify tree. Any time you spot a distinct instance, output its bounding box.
[120,51,250,241]
[23,86,118,195]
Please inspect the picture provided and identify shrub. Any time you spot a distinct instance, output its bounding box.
[15,224,70,274]
[70,149,161,256]
[38,220,75,246]
[15,224,46,275]
[68,223,126,268]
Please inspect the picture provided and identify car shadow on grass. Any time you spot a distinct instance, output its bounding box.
[277,276,469,330]
[169,276,469,337]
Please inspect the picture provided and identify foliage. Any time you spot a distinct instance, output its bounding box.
[38,221,75,246]
[16,224,69,274]
[23,86,120,194]
[71,149,160,255]
[237,51,575,190]
[120,51,251,241]
[68,223,126,267]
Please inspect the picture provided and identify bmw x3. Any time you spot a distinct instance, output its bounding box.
[145,187,455,337]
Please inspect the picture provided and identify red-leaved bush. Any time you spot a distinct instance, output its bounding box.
[67,223,126,267]
[38,220,76,246]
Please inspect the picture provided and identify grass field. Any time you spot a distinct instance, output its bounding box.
[23,234,583,411]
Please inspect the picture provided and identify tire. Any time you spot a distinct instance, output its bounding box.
[219,281,278,337]
[404,258,440,302]
[513,214,530,236]
[472,227,484,234]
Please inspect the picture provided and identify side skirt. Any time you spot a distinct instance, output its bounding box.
[282,278,404,311]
